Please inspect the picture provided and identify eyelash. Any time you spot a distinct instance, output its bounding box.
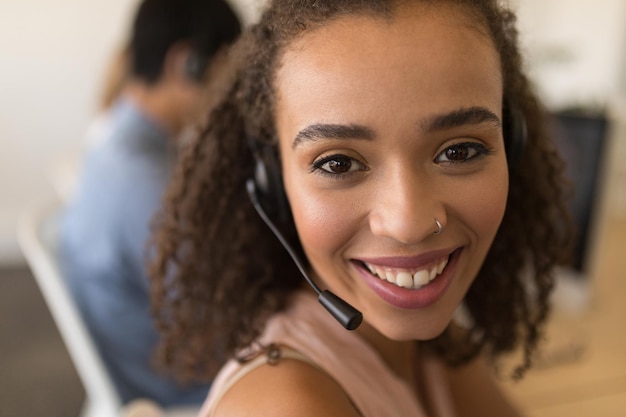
[311,154,368,178]
[435,141,492,164]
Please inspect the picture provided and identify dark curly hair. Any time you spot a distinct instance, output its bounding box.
[149,0,572,382]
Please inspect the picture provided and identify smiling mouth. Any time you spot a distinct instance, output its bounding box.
[358,256,450,290]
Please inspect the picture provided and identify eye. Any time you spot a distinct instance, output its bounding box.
[311,154,368,177]
[435,142,491,163]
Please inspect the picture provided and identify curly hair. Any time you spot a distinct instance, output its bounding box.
[149,0,572,382]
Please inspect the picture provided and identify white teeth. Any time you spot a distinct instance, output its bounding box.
[363,256,449,289]
[375,266,386,279]
[413,269,430,287]
[429,267,437,281]
[396,272,413,288]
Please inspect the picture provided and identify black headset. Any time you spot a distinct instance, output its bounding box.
[246,101,527,330]
[246,138,363,330]
[503,99,528,171]
[248,141,292,225]
[184,50,209,82]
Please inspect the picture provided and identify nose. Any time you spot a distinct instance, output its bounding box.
[368,170,445,244]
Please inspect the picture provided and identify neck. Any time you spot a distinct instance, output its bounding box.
[356,323,419,387]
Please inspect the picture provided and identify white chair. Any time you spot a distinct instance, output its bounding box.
[17,197,200,417]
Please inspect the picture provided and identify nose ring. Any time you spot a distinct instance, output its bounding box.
[434,219,443,235]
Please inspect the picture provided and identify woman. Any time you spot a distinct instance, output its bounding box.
[149,0,572,415]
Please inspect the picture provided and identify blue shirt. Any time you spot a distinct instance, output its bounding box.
[60,98,210,406]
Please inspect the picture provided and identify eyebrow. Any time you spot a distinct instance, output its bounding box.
[291,106,501,149]
[421,106,501,133]
[292,123,375,149]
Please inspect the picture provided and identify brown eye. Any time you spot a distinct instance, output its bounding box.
[445,144,470,161]
[312,154,368,177]
[327,157,352,173]
[435,142,490,163]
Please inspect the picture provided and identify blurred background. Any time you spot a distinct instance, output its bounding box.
[1,0,625,416]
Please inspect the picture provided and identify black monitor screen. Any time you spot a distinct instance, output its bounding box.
[549,111,609,274]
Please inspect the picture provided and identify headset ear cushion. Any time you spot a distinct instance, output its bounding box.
[252,145,291,225]
[503,100,528,170]
[185,51,207,81]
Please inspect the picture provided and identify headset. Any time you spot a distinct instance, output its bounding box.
[246,139,363,330]
[503,99,528,171]
[246,100,527,331]
[184,50,209,82]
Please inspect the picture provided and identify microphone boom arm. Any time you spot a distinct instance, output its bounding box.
[246,179,363,330]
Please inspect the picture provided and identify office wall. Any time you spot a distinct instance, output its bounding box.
[512,0,626,110]
[0,0,136,264]
[0,0,625,265]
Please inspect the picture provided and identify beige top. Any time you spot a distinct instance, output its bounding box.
[200,291,458,417]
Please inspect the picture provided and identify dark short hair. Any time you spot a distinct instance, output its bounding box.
[129,0,241,83]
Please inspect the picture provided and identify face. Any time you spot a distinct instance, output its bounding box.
[274,3,508,341]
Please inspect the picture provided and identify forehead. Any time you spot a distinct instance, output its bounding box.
[274,2,502,132]
[277,2,497,70]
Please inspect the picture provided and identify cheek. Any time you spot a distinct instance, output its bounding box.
[456,165,509,242]
[287,187,357,263]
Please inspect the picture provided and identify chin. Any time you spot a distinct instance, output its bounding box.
[371,314,453,342]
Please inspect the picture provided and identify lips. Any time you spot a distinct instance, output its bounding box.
[353,247,462,309]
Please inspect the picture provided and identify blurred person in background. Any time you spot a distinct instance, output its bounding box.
[59,0,241,407]
[84,44,131,150]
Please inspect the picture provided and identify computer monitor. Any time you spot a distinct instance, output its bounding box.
[549,110,609,275]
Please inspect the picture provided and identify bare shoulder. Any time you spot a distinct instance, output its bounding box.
[445,356,525,417]
[213,357,362,417]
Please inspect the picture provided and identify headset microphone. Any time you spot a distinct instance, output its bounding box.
[246,179,363,330]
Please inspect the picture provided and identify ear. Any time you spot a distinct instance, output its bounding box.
[162,42,202,83]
